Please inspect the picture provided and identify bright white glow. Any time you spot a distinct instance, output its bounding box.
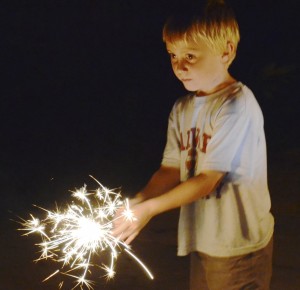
[18,176,154,289]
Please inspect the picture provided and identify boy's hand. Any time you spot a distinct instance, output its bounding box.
[112,201,152,245]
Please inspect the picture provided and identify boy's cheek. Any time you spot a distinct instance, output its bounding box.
[172,70,181,80]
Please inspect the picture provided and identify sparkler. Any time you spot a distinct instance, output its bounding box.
[18,176,154,289]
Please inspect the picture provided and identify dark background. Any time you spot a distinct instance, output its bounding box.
[1,0,299,289]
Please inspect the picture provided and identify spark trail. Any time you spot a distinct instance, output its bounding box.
[18,176,154,289]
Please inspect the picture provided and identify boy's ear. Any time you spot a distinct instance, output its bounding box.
[221,41,235,63]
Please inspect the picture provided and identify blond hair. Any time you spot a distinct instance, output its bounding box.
[162,0,240,61]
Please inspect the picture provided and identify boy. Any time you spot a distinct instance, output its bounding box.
[113,1,274,289]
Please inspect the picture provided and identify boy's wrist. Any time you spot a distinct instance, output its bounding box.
[143,198,159,218]
[130,193,145,206]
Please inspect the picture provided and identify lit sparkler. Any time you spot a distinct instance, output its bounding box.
[18,176,154,289]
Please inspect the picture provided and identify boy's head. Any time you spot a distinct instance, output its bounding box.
[162,0,240,66]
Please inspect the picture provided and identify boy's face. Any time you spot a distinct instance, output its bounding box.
[166,39,228,95]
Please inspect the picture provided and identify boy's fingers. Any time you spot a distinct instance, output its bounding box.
[113,218,124,227]
[112,221,135,238]
[125,232,139,245]
[112,223,139,244]
[113,208,125,221]
[111,223,128,237]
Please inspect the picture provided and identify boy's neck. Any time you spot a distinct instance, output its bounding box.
[196,75,237,97]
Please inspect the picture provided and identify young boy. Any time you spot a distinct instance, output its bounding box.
[113,1,274,289]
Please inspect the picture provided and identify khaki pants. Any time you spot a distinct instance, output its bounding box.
[190,237,273,290]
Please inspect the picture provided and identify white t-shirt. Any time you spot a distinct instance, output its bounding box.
[162,82,274,257]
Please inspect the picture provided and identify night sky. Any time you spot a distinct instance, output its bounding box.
[1,0,299,288]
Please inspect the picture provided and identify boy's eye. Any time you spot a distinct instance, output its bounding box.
[186,54,195,60]
[169,53,176,59]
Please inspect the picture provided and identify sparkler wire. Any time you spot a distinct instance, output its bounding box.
[18,176,154,289]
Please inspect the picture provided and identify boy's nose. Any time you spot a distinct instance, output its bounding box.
[176,60,188,72]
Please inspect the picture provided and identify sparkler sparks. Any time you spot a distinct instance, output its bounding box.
[18,176,154,289]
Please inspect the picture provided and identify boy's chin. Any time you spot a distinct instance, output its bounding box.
[182,83,199,92]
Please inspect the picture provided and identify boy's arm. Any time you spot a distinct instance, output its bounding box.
[130,165,181,206]
[113,170,224,244]
[145,170,224,216]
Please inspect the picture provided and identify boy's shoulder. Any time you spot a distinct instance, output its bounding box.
[171,82,260,117]
[173,82,249,107]
[213,83,260,114]
[172,92,195,110]
[176,92,194,102]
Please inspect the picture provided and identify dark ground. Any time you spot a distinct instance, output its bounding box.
[1,0,300,289]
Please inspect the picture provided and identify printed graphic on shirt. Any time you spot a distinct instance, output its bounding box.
[180,127,211,179]
[180,128,211,153]
[180,127,224,199]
